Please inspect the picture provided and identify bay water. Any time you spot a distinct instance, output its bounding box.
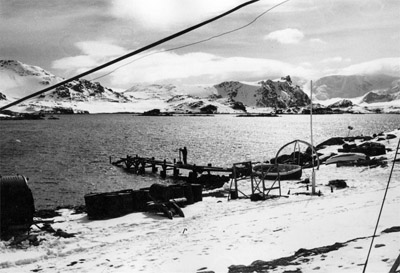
[1,114,399,209]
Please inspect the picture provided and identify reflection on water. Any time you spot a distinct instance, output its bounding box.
[1,114,399,209]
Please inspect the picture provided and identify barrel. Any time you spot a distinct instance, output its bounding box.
[103,193,126,218]
[85,190,135,219]
[191,184,203,202]
[168,185,186,199]
[84,193,106,220]
[115,189,134,214]
[1,175,35,237]
[149,183,171,202]
[182,184,194,205]
[132,190,151,212]
[230,190,238,200]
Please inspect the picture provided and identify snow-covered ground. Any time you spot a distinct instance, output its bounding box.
[1,130,399,273]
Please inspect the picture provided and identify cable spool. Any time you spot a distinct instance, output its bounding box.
[0,175,35,237]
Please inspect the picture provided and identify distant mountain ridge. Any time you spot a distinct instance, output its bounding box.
[1,60,400,114]
[312,74,400,100]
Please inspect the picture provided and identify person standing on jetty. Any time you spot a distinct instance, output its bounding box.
[179,147,188,165]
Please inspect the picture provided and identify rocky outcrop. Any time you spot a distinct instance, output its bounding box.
[52,79,128,102]
[215,76,310,110]
[257,79,310,109]
[200,104,217,114]
[328,99,354,108]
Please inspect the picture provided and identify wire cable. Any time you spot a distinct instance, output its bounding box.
[90,0,291,82]
[0,0,264,111]
[362,137,400,273]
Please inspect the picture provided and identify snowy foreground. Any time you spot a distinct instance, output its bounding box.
[1,131,400,273]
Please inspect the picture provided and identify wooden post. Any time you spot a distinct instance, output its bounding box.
[173,159,179,178]
[160,159,167,179]
[151,157,157,173]
[125,155,132,170]
[139,159,145,175]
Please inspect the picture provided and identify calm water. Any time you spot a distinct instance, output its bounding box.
[1,114,399,209]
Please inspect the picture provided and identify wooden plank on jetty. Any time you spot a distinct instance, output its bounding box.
[111,155,233,177]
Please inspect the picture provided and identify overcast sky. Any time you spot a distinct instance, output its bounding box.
[1,0,399,89]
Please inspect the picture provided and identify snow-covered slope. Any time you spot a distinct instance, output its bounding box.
[0,60,62,100]
[313,74,400,100]
[2,60,400,114]
[0,60,131,113]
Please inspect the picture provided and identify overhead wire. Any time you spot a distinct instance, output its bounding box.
[362,137,400,273]
[90,0,291,82]
[0,0,291,111]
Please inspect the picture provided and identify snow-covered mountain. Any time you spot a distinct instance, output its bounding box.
[0,60,62,100]
[313,76,400,114]
[312,74,399,100]
[0,60,130,113]
[1,60,400,115]
[0,61,311,114]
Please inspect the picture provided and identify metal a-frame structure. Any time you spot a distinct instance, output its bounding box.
[228,139,319,201]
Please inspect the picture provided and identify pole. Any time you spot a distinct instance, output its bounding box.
[310,80,316,194]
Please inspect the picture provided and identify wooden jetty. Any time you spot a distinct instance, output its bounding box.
[110,154,284,201]
[110,154,233,179]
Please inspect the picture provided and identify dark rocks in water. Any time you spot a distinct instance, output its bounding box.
[316,137,345,150]
[237,113,278,117]
[141,109,172,116]
[356,142,386,156]
[328,99,354,108]
[270,151,314,167]
[0,112,45,120]
[200,104,217,114]
[328,179,348,189]
[339,142,386,156]
[386,134,397,139]
[344,136,373,142]
[302,107,334,114]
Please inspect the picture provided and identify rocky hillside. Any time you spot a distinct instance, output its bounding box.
[122,76,310,114]
[312,74,399,100]
[0,60,130,113]
[2,60,399,115]
[214,76,310,110]
[0,60,62,100]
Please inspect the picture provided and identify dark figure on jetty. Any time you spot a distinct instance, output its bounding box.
[179,147,188,165]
